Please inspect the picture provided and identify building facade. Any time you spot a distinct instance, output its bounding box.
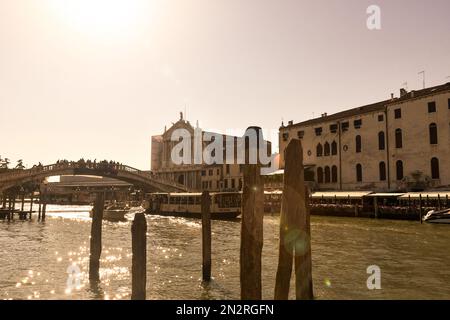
[151,115,270,192]
[279,82,450,191]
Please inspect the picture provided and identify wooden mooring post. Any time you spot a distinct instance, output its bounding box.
[89,193,105,283]
[275,139,313,300]
[131,211,147,300]
[240,162,264,299]
[419,194,423,224]
[201,191,212,282]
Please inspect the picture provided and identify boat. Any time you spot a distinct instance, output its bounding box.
[90,202,130,221]
[146,192,241,220]
[423,209,450,224]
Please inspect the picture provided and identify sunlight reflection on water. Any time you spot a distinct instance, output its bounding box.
[1,204,450,300]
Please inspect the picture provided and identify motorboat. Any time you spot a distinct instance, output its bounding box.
[423,208,450,224]
[90,203,130,221]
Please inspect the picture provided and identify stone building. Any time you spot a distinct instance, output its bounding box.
[279,82,450,191]
[151,115,271,192]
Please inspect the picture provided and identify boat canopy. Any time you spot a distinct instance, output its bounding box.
[311,191,373,199]
[399,192,450,200]
[366,193,406,198]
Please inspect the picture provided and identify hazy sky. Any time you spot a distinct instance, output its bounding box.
[1,0,449,169]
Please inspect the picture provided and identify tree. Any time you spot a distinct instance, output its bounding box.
[0,157,10,169]
[15,159,25,170]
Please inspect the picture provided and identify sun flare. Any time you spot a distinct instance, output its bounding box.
[49,0,152,37]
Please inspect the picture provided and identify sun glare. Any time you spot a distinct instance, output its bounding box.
[49,0,152,38]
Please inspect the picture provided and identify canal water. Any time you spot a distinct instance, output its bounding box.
[1,204,450,300]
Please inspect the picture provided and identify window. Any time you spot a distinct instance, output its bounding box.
[209,169,213,176]
[431,157,440,179]
[428,101,436,113]
[325,166,331,183]
[231,179,235,189]
[282,132,289,141]
[354,119,362,129]
[226,164,230,175]
[324,142,330,156]
[331,141,338,155]
[341,122,349,132]
[394,108,402,119]
[448,98,450,109]
[395,129,403,148]
[429,123,438,145]
[316,143,323,157]
[297,130,304,139]
[217,169,220,175]
[331,166,338,183]
[317,167,324,183]
[356,164,362,182]
[315,127,323,136]
[224,179,228,189]
[355,135,362,153]
[201,170,206,176]
[330,124,338,133]
[396,160,404,180]
[379,162,386,181]
[378,114,384,122]
[378,131,385,150]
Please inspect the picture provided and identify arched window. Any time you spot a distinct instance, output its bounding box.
[317,167,324,183]
[355,135,362,153]
[431,157,440,179]
[356,164,362,182]
[331,141,337,155]
[429,123,438,145]
[378,131,385,150]
[379,161,386,181]
[395,129,402,148]
[396,160,404,180]
[324,142,330,156]
[325,166,331,183]
[331,165,338,183]
[316,143,323,157]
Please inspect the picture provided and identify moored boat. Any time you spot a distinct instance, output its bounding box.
[146,192,241,220]
[90,202,130,221]
[423,209,450,224]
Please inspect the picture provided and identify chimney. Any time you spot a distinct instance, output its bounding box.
[400,88,408,97]
[288,120,293,126]
[391,93,394,99]
[410,90,415,98]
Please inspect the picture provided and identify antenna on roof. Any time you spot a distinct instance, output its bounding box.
[418,71,425,89]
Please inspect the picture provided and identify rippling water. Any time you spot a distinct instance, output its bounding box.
[1,204,450,300]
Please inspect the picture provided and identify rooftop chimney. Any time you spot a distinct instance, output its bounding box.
[391,93,394,99]
[288,120,293,126]
[400,88,408,97]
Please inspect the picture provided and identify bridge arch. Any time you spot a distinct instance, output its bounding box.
[0,161,187,194]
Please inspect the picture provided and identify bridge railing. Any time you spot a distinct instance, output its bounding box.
[0,161,188,191]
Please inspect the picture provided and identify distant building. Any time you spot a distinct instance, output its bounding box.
[151,115,271,192]
[279,82,450,191]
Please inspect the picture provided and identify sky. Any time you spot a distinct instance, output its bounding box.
[1,0,449,169]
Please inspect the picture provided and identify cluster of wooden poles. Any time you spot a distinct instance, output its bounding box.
[0,191,47,221]
[86,139,312,300]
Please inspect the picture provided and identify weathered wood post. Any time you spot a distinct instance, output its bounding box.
[373,197,379,219]
[201,191,212,282]
[2,193,6,209]
[21,192,25,212]
[89,192,105,283]
[419,194,423,224]
[29,192,34,220]
[240,129,264,300]
[38,200,42,221]
[275,139,313,300]
[12,194,16,220]
[7,194,12,221]
[437,194,441,210]
[131,211,147,300]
